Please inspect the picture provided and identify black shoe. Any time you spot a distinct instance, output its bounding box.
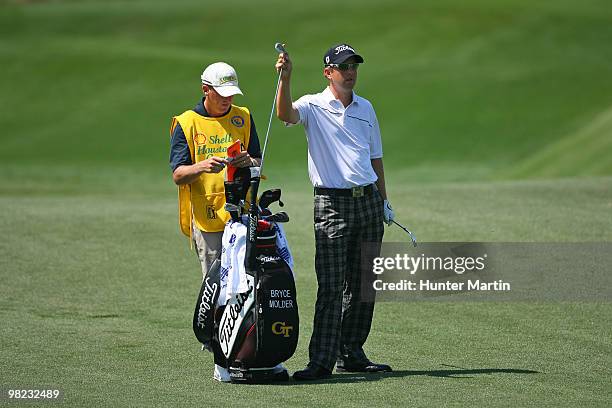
[293,364,332,381]
[336,347,392,373]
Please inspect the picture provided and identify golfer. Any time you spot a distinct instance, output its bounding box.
[170,62,261,278]
[275,43,395,380]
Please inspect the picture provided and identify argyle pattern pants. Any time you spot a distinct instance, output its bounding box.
[309,190,384,370]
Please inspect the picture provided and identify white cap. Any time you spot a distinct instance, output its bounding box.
[201,62,243,97]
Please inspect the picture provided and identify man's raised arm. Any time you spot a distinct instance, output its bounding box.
[275,52,300,124]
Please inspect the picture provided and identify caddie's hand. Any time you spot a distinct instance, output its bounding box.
[230,151,254,168]
[383,200,395,226]
[200,156,227,173]
[275,52,292,79]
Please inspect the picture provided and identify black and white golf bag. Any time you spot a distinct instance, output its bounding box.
[192,167,299,383]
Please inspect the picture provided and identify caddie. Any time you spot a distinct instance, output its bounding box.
[170,62,262,278]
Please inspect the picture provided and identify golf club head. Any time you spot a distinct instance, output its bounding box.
[259,188,283,210]
[275,42,287,54]
[408,232,417,247]
[265,211,289,223]
[224,202,242,221]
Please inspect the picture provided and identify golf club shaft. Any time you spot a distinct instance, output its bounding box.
[259,43,287,175]
[392,220,418,247]
[253,43,287,354]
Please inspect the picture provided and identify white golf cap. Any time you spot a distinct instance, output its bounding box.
[201,62,243,97]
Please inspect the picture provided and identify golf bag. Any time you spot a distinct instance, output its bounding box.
[192,167,299,383]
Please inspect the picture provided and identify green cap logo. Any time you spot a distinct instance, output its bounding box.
[219,75,237,84]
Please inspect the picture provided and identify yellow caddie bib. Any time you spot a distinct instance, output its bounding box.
[170,105,251,236]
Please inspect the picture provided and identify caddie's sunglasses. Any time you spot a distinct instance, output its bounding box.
[326,63,360,71]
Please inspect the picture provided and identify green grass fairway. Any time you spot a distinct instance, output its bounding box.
[1,174,611,406]
[1,0,611,406]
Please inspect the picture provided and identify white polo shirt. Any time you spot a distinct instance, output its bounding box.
[290,87,383,188]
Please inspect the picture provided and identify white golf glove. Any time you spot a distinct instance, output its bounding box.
[383,200,395,226]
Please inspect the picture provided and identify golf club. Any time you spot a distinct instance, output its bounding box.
[258,188,284,209]
[259,42,288,175]
[264,211,290,223]
[392,220,417,247]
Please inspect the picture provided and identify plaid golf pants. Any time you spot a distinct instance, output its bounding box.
[309,188,384,370]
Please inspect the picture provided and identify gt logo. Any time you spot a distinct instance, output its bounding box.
[271,322,293,337]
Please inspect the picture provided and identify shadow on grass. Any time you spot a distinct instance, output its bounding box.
[276,365,540,386]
